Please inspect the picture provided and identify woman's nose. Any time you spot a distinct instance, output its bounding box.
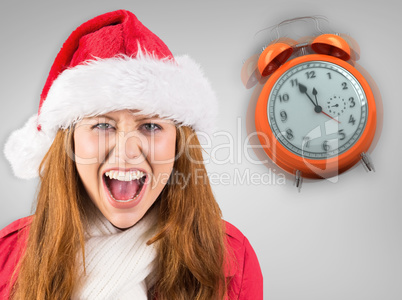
[115,130,146,163]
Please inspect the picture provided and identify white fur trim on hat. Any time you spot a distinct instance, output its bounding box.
[4,115,54,179]
[40,53,218,134]
[4,54,218,179]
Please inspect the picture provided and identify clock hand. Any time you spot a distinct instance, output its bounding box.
[299,83,324,114]
[299,84,341,123]
[312,88,319,106]
[321,111,341,124]
[298,83,317,108]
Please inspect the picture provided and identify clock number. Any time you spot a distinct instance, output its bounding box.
[280,110,288,122]
[338,129,346,141]
[279,93,290,102]
[322,140,330,152]
[327,72,332,79]
[349,97,356,108]
[285,129,294,140]
[305,71,316,79]
[302,136,311,148]
[349,114,356,126]
[342,82,348,90]
[291,79,299,87]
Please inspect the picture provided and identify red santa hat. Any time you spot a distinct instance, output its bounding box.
[4,10,218,179]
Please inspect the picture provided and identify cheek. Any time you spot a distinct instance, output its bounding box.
[74,132,113,164]
[75,133,101,160]
[75,162,99,197]
[149,134,176,165]
[74,131,111,199]
[146,134,176,193]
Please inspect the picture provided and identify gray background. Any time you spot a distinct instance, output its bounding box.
[0,0,400,299]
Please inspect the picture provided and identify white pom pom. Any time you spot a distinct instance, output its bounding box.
[3,115,54,179]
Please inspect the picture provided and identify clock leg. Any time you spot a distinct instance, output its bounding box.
[361,152,375,172]
[294,170,303,192]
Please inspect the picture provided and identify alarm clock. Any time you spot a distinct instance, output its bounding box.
[254,34,377,181]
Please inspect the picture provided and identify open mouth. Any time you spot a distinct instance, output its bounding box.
[103,170,147,203]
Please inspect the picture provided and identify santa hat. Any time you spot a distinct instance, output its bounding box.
[4,10,218,179]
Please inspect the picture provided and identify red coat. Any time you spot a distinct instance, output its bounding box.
[0,217,263,299]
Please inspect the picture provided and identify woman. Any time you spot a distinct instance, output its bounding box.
[0,10,262,299]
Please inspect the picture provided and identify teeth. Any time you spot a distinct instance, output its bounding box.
[105,170,145,182]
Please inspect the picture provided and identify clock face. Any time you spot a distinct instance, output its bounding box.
[268,60,368,159]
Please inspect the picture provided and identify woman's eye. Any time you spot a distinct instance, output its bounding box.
[92,123,114,130]
[142,123,162,132]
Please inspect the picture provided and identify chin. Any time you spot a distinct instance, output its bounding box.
[108,212,146,230]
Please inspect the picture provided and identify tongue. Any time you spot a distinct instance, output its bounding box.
[107,178,141,201]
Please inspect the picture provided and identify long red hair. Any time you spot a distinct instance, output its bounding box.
[11,126,227,299]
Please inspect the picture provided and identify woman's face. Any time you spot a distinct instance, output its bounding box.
[74,110,176,229]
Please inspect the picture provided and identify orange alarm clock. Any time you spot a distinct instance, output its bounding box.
[254,33,377,180]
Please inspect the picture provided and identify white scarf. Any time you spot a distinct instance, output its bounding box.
[71,208,158,300]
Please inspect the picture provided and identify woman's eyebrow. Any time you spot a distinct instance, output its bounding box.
[87,114,168,123]
[135,116,156,122]
[134,115,168,123]
[87,114,116,121]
